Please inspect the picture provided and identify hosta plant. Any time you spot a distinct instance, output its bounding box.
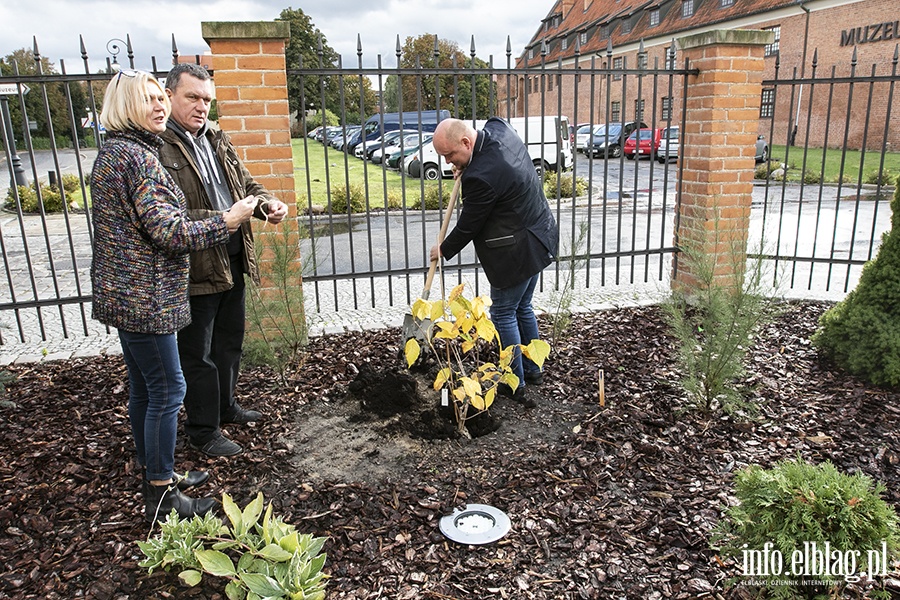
[138,492,328,600]
[404,283,550,436]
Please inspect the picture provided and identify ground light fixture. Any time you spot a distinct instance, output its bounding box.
[439,504,511,545]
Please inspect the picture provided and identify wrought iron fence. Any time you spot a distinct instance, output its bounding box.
[0,35,897,347]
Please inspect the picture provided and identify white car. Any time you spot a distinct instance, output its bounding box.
[574,123,594,153]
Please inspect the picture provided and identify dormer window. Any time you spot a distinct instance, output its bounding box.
[580,31,588,45]
[682,0,694,17]
[622,20,633,33]
[649,8,660,26]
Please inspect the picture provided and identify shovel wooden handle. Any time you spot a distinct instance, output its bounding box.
[421,177,461,300]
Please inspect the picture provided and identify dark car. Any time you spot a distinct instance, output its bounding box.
[587,121,646,159]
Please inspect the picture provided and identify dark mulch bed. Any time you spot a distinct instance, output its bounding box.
[2,301,900,599]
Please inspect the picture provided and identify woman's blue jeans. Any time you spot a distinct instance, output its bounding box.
[490,272,542,388]
[118,330,185,482]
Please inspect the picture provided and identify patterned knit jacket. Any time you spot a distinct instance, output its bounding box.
[90,129,231,334]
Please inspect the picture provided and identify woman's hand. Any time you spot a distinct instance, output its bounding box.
[223,197,256,233]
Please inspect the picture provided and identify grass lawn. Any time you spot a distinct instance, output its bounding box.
[766,144,900,185]
[292,138,446,210]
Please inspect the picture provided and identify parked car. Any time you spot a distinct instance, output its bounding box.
[586,121,646,158]
[755,134,769,163]
[624,128,663,160]
[656,128,768,164]
[321,126,344,145]
[307,126,323,139]
[331,126,361,151]
[354,129,407,159]
[385,134,432,169]
[574,123,595,153]
[315,126,340,143]
[657,126,680,163]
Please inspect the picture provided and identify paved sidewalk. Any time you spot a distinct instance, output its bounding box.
[0,271,677,365]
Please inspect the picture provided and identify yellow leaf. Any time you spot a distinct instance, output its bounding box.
[452,387,467,401]
[430,301,445,322]
[471,295,489,319]
[404,338,420,368]
[470,394,486,410]
[460,376,482,399]
[433,367,451,390]
[501,372,520,390]
[484,387,496,409]
[449,283,466,301]
[457,316,475,334]
[474,317,497,342]
[523,339,551,367]
[477,362,497,373]
[461,340,475,353]
[499,346,515,369]
[411,298,431,321]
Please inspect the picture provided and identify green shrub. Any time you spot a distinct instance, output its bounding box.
[6,183,64,213]
[138,492,328,600]
[329,184,365,214]
[802,169,822,184]
[386,190,403,210]
[244,222,310,384]
[408,184,447,211]
[544,172,589,198]
[712,456,900,598]
[813,176,900,386]
[60,173,80,194]
[865,169,894,186]
[663,217,778,413]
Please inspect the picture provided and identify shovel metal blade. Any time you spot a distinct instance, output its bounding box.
[402,312,433,347]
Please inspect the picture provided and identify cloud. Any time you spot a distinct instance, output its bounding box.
[3,0,550,72]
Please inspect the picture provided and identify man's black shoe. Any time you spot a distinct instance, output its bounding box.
[498,383,537,408]
[221,407,262,424]
[524,371,544,386]
[190,434,243,457]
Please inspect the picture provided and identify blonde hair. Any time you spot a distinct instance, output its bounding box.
[99,70,170,133]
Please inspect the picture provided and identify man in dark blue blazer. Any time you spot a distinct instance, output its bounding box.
[430,117,559,407]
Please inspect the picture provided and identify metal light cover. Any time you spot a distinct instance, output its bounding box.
[439,503,511,545]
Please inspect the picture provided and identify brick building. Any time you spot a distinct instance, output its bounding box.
[502,0,900,150]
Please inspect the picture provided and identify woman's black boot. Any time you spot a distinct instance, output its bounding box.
[144,481,216,523]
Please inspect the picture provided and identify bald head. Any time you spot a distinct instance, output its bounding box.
[433,118,477,171]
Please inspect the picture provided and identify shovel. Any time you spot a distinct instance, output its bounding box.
[401,177,461,349]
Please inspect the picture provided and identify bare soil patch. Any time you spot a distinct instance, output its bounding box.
[2,301,900,599]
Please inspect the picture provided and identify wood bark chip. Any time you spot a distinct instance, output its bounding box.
[0,301,899,598]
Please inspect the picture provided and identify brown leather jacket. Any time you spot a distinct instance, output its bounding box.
[158,122,273,295]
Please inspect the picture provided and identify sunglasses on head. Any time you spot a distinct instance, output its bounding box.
[114,69,144,87]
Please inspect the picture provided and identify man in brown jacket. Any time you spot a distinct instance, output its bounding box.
[159,63,289,457]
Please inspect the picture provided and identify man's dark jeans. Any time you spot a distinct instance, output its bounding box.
[177,257,245,446]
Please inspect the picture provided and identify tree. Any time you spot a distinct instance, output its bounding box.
[1,49,73,145]
[279,7,340,122]
[397,35,495,120]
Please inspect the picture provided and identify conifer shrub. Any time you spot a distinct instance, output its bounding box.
[812,176,900,387]
[329,184,365,214]
[712,456,900,598]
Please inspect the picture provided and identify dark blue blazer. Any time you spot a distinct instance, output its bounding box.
[440,117,559,289]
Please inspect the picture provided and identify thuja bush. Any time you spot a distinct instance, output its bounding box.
[813,176,900,387]
[711,456,900,598]
[138,492,328,600]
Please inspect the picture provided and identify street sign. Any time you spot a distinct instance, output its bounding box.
[0,83,30,96]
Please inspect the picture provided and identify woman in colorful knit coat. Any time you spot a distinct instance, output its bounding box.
[90,69,256,523]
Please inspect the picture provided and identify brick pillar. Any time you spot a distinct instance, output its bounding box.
[673,29,774,294]
[201,21,304,324]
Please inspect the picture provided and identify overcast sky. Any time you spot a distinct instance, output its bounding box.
[1,0,551,77]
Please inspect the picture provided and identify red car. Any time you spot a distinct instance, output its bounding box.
[624,128,663,160]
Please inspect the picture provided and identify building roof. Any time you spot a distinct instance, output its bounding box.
[518,0,801,66]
